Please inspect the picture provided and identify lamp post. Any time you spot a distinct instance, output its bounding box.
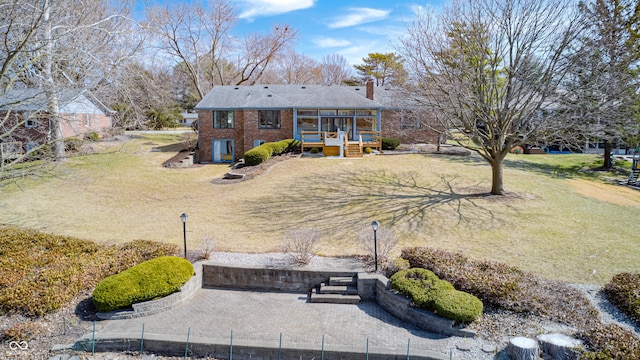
[180,213,188,259]
[371,220,379,272]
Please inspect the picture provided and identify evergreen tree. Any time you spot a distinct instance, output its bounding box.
[353,52,407,86]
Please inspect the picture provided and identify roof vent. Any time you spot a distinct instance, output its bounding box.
[355,88,360,91]
[264,86,269,89]
[234,87,239,90]
[267,94,272,97]
[301,86,306,89]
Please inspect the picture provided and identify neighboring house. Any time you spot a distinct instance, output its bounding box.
[194,82,438,163]
[0,88,113,153]
[179,110,198,128]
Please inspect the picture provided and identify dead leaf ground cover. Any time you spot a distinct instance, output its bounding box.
[0,133,638,284]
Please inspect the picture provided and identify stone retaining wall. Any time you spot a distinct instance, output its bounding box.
[202,263,358,292]
[203,264,475,338]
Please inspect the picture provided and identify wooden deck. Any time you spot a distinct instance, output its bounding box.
[300,131,382,158]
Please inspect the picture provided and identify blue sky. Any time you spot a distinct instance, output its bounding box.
[229,0,444,66]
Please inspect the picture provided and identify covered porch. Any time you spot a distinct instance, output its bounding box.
[300,131,382,158]
[294,107,382,158]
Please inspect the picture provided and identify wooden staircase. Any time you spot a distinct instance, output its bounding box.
[344,142,363,158]
[309,276,360,305]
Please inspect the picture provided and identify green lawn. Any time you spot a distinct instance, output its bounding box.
[1,133,638,284]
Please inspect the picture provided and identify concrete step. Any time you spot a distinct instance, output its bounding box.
[318,283,358,295]
[309,293,361,305]
[329,276,356,286]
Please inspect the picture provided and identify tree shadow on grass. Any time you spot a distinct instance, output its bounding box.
[241,169,507,234]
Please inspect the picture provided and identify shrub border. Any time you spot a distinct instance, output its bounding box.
[96,262,203,320]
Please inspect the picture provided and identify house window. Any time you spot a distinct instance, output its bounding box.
[25,119,38,128]
[258,110,281,129]
[84,114,91,126]
[213,111,234,129]
[254,140,265,147]
[400,116,421,129]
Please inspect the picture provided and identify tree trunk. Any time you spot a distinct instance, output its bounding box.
[507,337,539,360]
[42,0,65,161]
[537,333,582,360]
[603,140,613,169]
[490,157,505,195]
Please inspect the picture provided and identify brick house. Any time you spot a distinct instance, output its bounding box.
[0,89,113,153]
[194,83,437,163]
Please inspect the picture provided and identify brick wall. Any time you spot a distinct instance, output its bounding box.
[381,110,439,144]
[198,109,294,162]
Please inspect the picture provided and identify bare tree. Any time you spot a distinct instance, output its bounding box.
[320,53,353,85]
[1,0,144,183]
[261,50,322,84]
[148,0,298,99]
[357,226,398,271]
[281,228,321,266]
[397,0,584,195]
[98,63,183,129]
[21,0,142,160]
[556,0,640,167]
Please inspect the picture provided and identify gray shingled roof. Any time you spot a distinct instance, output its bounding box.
[195,84,387,110]
[0,88,114,114]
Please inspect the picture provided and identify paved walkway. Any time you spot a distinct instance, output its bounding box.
[90,288,455,358]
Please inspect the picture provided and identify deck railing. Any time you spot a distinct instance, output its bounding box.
[358,131,382,153]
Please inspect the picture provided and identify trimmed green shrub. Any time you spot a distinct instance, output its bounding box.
[382,137,400,150]
[84,131,99,142]
[243,139,299,166]
[310,147,320,154]
[92,256,194,312]
[604,272,640,325]
[433,289,483,323]
[390,268,482,322]
[364,147,373,154]
[65,137,84,152]
[400,247,598,329]
[264,141,288,156]
[243,145,272,166]
[283,139,301,153]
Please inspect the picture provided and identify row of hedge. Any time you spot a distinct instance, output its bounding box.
[604,272,640,325]
[390,268,483,323]
[381,137,400,150]
[399,247,640,359]
[399,247,597,325]
[0,226,178,317]
[243,139,300,166]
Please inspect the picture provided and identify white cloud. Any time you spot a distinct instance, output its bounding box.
[313,37,351,48]
[238,0,315,19]
[357,25,406,38]
[409,4,425,16]
[328,7,391,29]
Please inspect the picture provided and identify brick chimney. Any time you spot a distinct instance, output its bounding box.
[366,80,374,100]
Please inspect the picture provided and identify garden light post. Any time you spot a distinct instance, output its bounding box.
[180,213,188,259]
[371,220,379,272]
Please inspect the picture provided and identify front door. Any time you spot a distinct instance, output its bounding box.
[321,117,353,139]
[212,139,234,162]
